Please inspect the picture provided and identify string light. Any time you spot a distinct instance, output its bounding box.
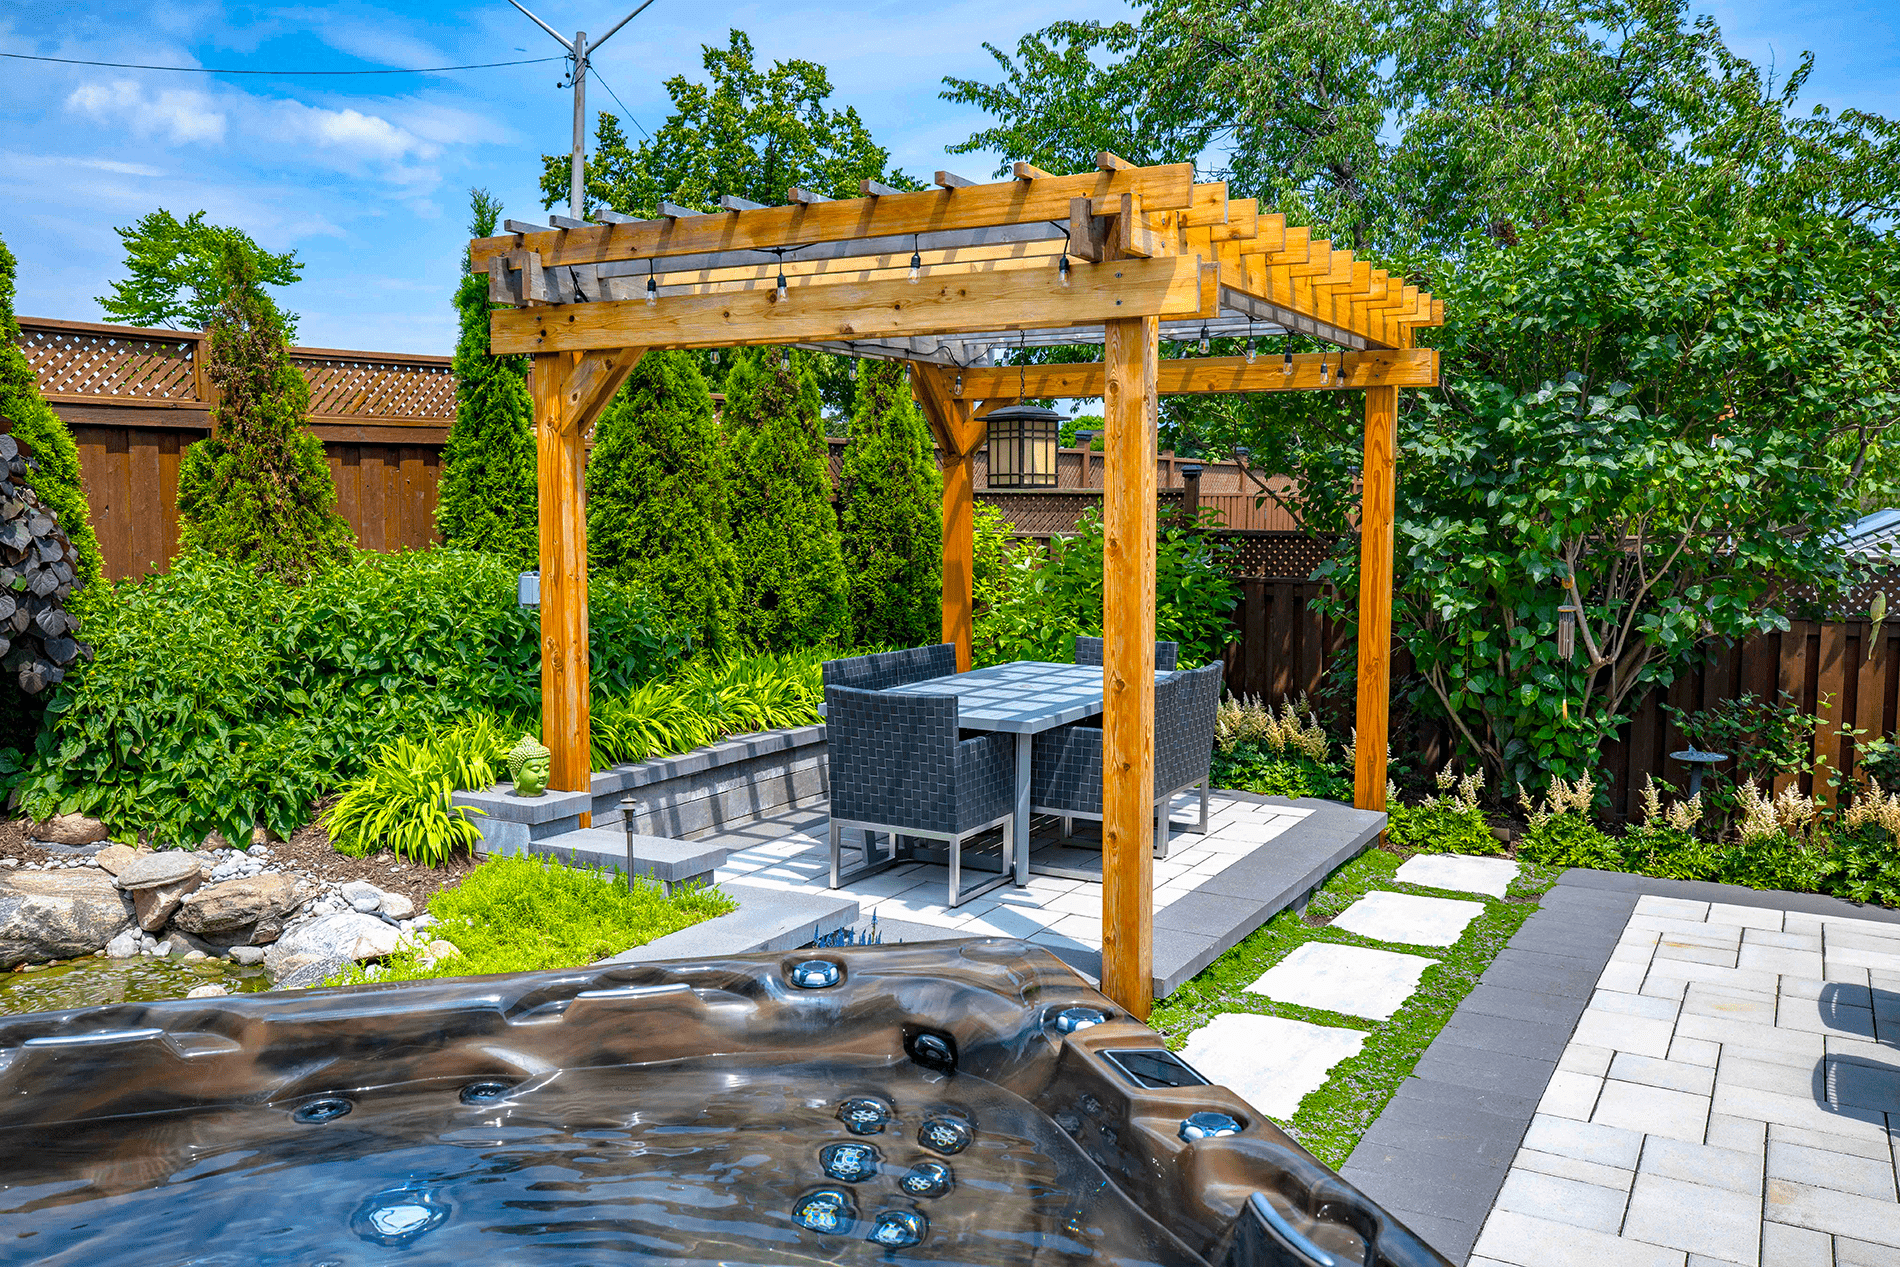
[952,369,963,397]
[1244,319,1256,364]
[848,343,859,381]
[1197,323,1211,356]
[1282,339,1294,377]
[645,261,657,306]
[1337,349,1348,383]
[776,268,787,300]
[1058,254,1071,286]
[909,235,922,284]
[1319,351,1331,385]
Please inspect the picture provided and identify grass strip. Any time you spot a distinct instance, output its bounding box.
[1150,849,1563,1167]
[329,853,737,985]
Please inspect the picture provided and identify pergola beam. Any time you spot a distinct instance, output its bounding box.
[491,257,1209,355]
[958,349,1438,399]
[469,164,1196,273]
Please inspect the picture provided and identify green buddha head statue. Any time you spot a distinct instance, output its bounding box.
[506,734,552,797]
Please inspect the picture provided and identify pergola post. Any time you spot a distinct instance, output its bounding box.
[941,451,975,672]
[532,348,646,806]
[1353,383,1399,811]
[1100,313,1159,1019]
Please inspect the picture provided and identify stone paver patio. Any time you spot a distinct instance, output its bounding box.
[689,789,1384,995]
[1468,893,1900,1267]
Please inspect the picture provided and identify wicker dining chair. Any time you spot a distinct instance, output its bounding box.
[824,684,1015,908]
[1073,635,1180,672]
[1028,661,1224,859]
[821,644,959,692]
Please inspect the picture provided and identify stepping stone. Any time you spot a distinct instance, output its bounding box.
[1332,890,1485,947]
[1179,1013,1367,1119]
[1243,941,1438,1020]
[1395,854,1519,899]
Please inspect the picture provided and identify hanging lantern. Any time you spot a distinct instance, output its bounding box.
[985,402,1060,487]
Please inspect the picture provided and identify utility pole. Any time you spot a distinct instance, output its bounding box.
[508,0,657,221]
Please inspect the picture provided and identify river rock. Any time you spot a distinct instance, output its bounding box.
[172,874,317,946]
[273,955,350,991]
[379,891,415,920]
[264,911,402,980]
[0,871,135,969]
[93,844,141,875]
[105,927,141,958]
[185,983,228,998]
[228,945,266,965]
[28,813,110,846]
[116,852,204,890]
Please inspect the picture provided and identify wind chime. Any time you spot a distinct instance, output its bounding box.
[1557,575,1580,723]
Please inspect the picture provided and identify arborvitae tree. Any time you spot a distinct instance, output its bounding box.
[175,244,353,581]
[721,349,850,651]
[839,360,941,647]
[586,351,740,652]
[435,189,536,565]
[0,233,102,586]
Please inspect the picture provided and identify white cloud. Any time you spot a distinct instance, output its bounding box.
[66,80,227,144]
[272,98,437,165]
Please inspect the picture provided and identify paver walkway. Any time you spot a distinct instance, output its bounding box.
[1182,855,1517,1136]
[1468,893,1900,1267]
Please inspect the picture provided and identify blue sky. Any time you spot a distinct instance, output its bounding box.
[2,1,1895,353]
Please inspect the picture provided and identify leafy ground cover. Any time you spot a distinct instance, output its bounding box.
[329,853,736,986]
[1150,849,1561,1168]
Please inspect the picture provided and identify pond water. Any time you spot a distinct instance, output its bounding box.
[0,955,272,1016]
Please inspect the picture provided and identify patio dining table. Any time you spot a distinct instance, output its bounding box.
[879,659,1169,886]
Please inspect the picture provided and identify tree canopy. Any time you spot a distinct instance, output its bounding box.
[949,0,1900,794]
[542,28,915,217]
[98,209,303,334]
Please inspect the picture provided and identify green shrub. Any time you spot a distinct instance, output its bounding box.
[322,713,512,864]
[12,549,684,846]
[973,508,1239,667]
[588,351,742,651]
[0,233,101,589]
[329,853,737,984]
[721,349,851,651]
[435,268,537,565]
[1210,695,1348,799]
[591,650,826,767]
[176,243,353,581]
[840,360,941,647]
[1520,812,1622,869]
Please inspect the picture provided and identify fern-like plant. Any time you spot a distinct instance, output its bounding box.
[322,712,510,864]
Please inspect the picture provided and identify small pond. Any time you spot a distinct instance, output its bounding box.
[0,955,272,1016]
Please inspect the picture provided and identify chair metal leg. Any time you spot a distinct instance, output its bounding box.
[947,831,962,908]
[1061,816,1073,841]
[1197,780,1211,834]
[829,820,842,888]
[1154,797,1170,860]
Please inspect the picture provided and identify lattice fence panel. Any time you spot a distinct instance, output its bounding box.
[20,327,199,402]
[299,357,456,419]
[1218,532,1338,579]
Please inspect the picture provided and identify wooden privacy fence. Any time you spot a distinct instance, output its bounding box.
[18,317,453,579]
[1217,570,1900,816]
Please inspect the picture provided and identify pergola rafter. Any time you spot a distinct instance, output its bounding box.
[471,154,1441,1019]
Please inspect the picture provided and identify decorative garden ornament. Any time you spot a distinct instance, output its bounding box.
[506,734,552,797]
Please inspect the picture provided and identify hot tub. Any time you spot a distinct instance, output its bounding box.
[0,939,1451,1266]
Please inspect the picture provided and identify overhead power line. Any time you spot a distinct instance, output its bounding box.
[0,50,563,75]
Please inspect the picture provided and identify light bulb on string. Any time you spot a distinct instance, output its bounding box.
[952,370,963,398]
[1057,253,1071,286]
[909,236,922,284]
[1282,340,1294,377]
[1319,354,1331,385]
[645,265,657,306]
[1244,319,1256,364]
[1197,324,1211,356]
[776,269,788,301]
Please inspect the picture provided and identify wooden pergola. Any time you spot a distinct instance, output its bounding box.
[469,156,1441,1020]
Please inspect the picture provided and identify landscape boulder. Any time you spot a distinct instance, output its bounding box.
[27,813,109,846]
[264,911,401,980]
[0,871,134,969]
[115,851,207,932]
[92,844,142,876]
[173,874,316,946]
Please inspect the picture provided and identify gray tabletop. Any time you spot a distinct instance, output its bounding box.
[881,660,1126,733]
